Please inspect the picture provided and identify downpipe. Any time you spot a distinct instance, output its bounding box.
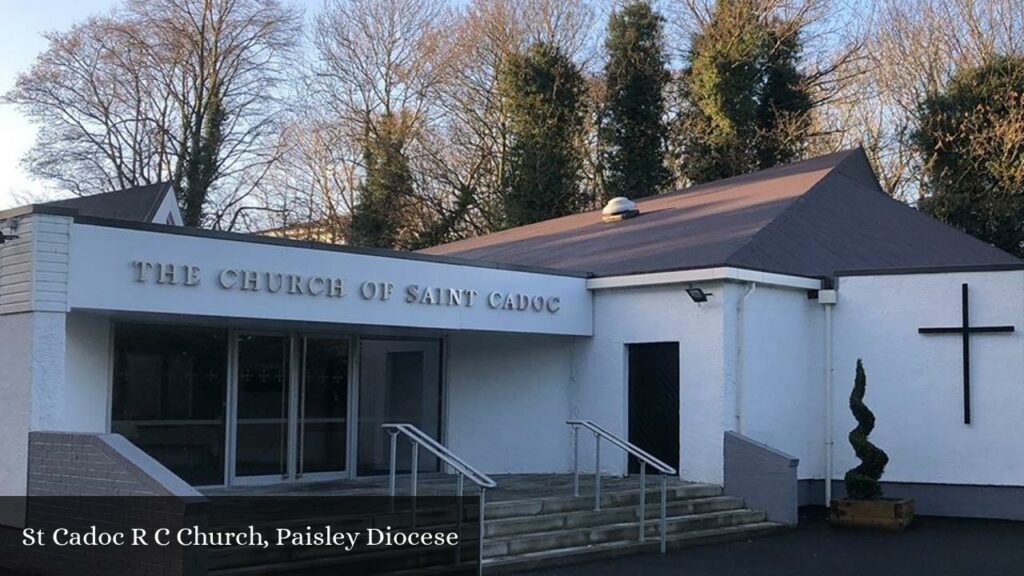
[819,289,838,506]
[734,282,757,433]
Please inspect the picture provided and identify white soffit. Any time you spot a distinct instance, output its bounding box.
[586,267,822,291]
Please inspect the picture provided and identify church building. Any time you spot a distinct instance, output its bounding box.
[2,149,1023,571]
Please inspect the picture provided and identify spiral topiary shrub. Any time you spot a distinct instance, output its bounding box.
[844,359,889,500]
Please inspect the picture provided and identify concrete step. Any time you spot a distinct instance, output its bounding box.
[482,521,787,574]
[212,505,466,533]
[208,519,475,571]
[209,496,748,569]
[485,495,745,538]
[482,483,723,520]
[210,520,787,576]
[484,508,767,558]
[209,544,473,576]
[208,482,722,527]
[206,481,777,576]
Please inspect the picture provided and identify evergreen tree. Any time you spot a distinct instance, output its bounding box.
[176,86,226,227]
[844,359,889,500]
[498,42,588,228]
[676,0,813,184]
[599,1,671,201]
[915,56,1024,257]
[349,115,416,249]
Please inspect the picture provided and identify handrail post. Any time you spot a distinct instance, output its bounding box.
[388,429,399,497]
[594,433,601,511]
[565,419,678,552]
[572,424,580,497]
[660,474,668,554]
[477,487,487,576]
[410,440,419,498]
[456,473,464,565]
[639,461,646,542]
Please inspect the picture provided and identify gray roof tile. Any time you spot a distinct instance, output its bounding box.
[421,149,1021,277]
[42,182,172,223]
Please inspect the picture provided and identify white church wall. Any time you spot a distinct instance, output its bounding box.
[445,332,575,473]
[733,283,825,479]
[832,270,1024,487]
[574,283,727,483]
[63,312,112,433]
[0,313,36,503]
[0,311,66,524]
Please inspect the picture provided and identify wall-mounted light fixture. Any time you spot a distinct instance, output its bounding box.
[685,287,713,303]
[0,220,19,245]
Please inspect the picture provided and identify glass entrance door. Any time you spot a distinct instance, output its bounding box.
[357,339,442,475]
[232,334,349,483]
[234,334,291,480]
[299,338,349,478]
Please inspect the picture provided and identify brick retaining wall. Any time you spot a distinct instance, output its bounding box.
[2,431,208,576]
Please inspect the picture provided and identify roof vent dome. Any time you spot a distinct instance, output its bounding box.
[602,196,639,222]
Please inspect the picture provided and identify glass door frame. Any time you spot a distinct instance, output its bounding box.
[220,331,445,486]
[300,335,358,482]
[353,335,446,478]
[225,330,353,486]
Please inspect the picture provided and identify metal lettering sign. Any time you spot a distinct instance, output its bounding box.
[69,224,591,335]
[130,259,562,314]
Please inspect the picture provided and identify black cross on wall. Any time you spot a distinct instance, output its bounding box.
[918,283,1014,425]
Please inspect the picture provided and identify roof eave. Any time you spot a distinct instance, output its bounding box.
[586,266,823,291]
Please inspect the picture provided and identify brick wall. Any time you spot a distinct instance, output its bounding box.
[2,431,208,576]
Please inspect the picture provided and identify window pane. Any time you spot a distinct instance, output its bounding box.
[112,323,227,486]
[235,335,290,478]
[301,338,348,474]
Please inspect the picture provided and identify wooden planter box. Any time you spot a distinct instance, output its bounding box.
[829,498,915,530]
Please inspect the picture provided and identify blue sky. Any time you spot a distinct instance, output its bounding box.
[0,0,343,210]
[0,0,126,209]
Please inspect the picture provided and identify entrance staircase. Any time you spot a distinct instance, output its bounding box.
[205,475,784,575]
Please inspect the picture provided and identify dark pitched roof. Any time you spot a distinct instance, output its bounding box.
[41,182,173,223]
[421,149,1022,278]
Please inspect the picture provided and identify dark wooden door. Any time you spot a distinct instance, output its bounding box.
[628,342,680,473]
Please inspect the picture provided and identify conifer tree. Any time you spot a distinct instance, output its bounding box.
[599,1,671,201]
[349,115,416,249]
[676,0,813,184]
[915,56,1024,258]
[844,359,889,500]
[498,42,588,228]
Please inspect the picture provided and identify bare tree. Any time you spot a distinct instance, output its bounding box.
[257,114,361,243]
[819,0,1024,201]
[6,17,173,196]
[430,0,598,234]
[6,0,301,227]
[303,0,454,245]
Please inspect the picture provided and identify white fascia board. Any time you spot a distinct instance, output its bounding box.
[586,267,822,291]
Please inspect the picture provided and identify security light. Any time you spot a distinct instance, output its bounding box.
[0,218,18,245]
[686,287,712,303]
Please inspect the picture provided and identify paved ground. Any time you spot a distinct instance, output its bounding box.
[515,508,1024,576]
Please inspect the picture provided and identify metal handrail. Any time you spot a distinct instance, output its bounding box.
[567,419,678,553]
[382,423,496,576]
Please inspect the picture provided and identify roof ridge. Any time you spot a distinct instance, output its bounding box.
[421,149,861,255]
[838,170,1021,262]
[729,166,1021,276]
[663,148,859,196]
[721,156,844,270]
